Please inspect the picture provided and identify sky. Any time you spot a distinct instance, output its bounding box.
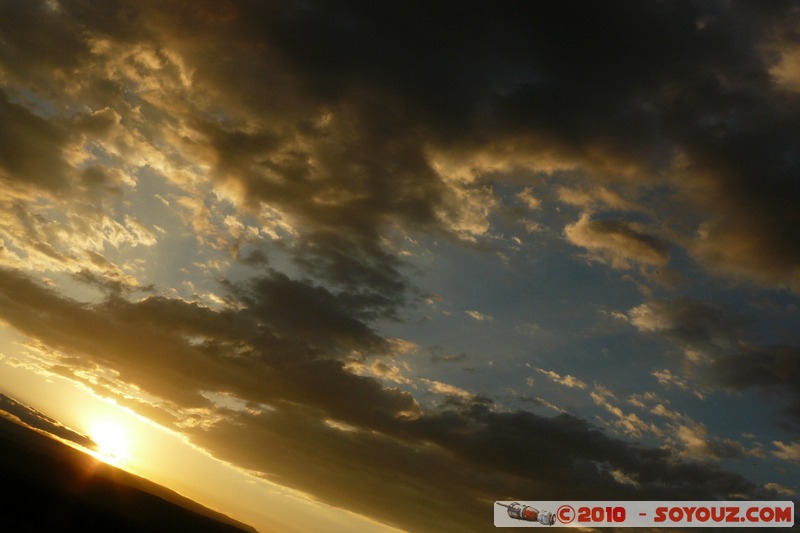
[0,0,799,531]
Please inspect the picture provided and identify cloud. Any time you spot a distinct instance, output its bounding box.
[420,378,473,400]
[629,298,800,428]
[557,185,641,213]
[565,214,670,269]
[652,369,690,390]
[516,187,541,210]
[0,269,782,531]
[192,404,772,532]
[429,349,468,364]
[1,1,800,530]
[0,268,417,424]
[536,367,587,389]
[628,298,747,350]
[764,482,796,496]
[0,92,71,193]
[590,385,662,439]
[227,270,391,353]
[627,392,763,462]
[345,359,413,386]
[1,0,798,296]
[708,344,800,426]
[0,0,798,293]
[770,46,800,93]
[0,1,90,94]
[0,392,94,449]
[464,309,493,321]
[674,91,800,291]
[650,368,709,399]
[669,420,761,463]
[771,440,800,463]
[691,214,800,292]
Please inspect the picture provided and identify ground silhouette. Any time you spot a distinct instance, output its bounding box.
[0,404,257,533]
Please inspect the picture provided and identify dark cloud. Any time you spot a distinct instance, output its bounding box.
[0,268,417,426]
[187,401,776,533]
[186,404,513,533]
[685,118,800,289]
[630,298,800,430]
[629,298,750,349]
[0,392,94,449]
[0,92,70,192]
[2,0,798,291]
[0,269,783,531]
[709,344,800,430]
[0,0,90,88]
[228,269,392,353]
[260,0,799,290]
[161,1,799,289]
[289,230,409,311]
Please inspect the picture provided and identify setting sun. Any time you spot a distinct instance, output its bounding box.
[89,419,131,466]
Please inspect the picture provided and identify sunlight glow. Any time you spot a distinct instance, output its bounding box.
[88,419,131,466]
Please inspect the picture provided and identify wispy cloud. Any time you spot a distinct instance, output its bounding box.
[536,367,587,389]
[464,309,493,321]
[565,214,670,269]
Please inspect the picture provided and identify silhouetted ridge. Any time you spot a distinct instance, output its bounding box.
[0,407,257,533]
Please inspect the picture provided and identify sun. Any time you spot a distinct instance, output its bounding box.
[88,419,131,466]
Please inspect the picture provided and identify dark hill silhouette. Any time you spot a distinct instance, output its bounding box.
[0,398,258,533]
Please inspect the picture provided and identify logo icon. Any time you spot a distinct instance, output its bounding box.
[496,502,556,526]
